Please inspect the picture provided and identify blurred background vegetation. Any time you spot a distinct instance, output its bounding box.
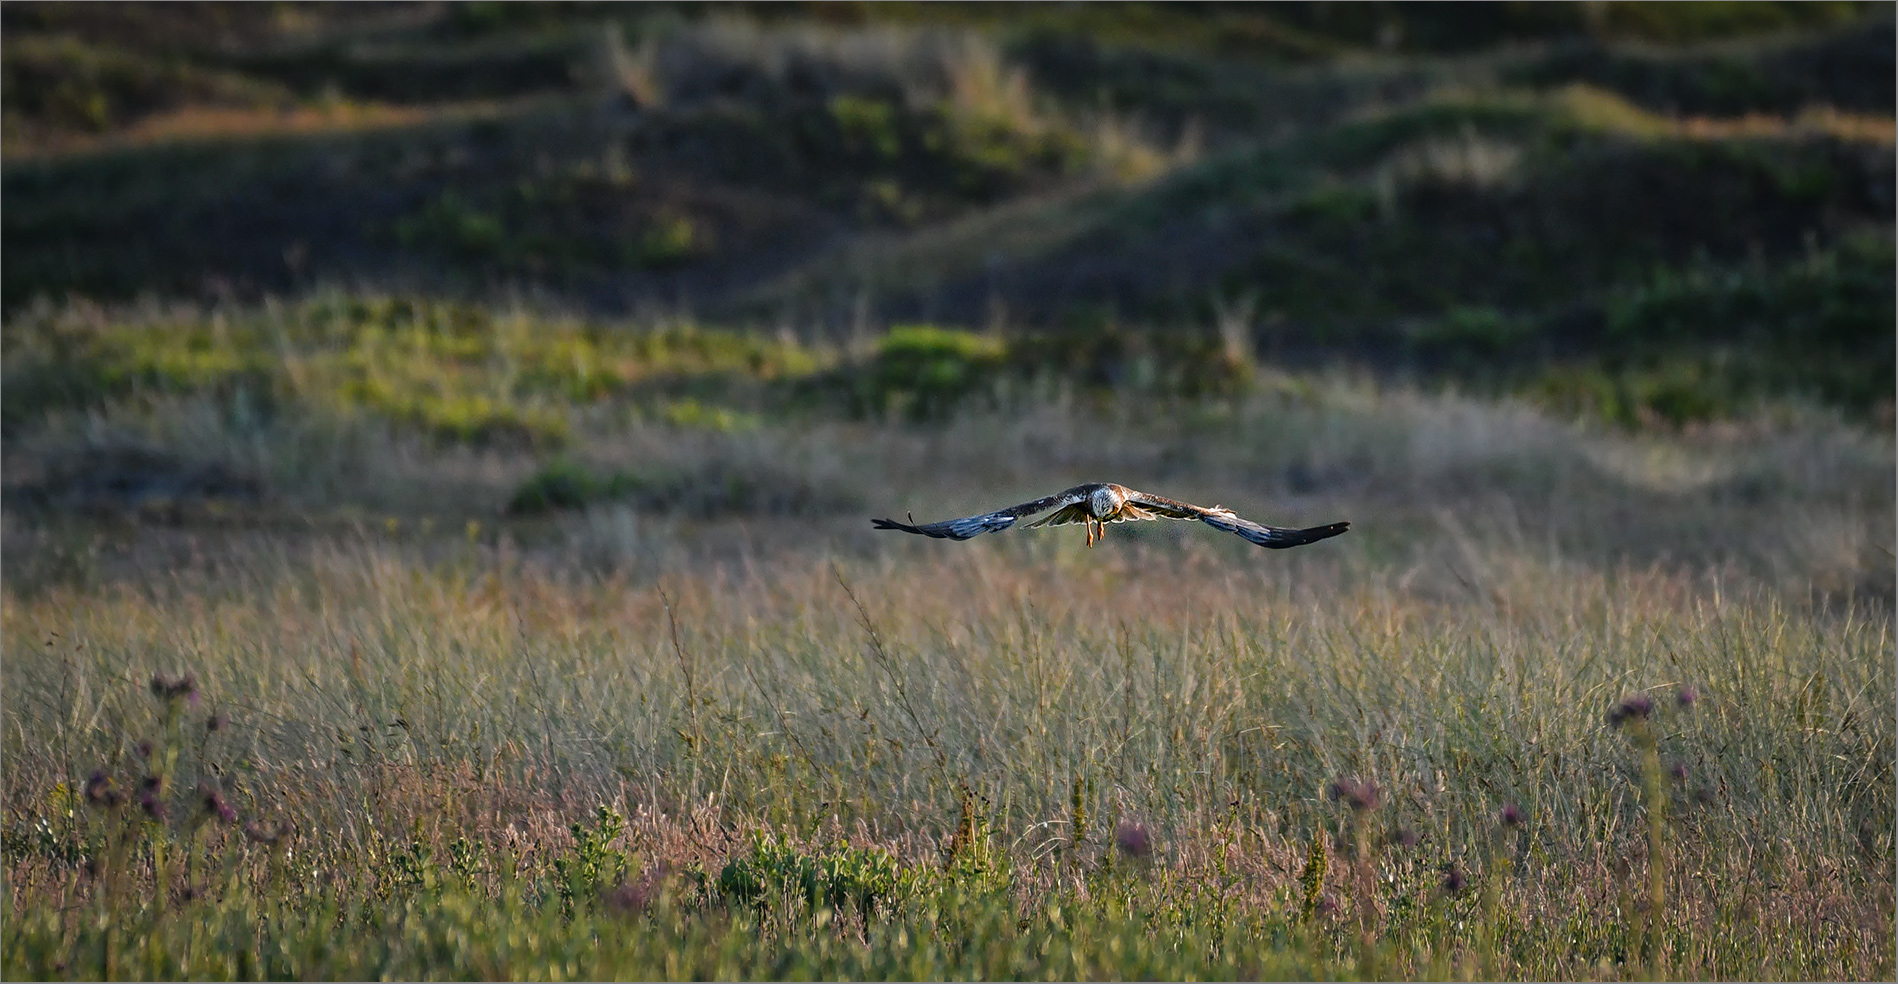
[3,0,1891,433]
[3,7,1893,978]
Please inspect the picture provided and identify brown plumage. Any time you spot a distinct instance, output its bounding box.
[873,483,1349,550]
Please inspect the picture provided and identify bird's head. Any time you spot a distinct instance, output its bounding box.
[1088,485,1124,518]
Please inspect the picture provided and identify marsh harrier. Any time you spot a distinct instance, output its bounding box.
[873,483,1348,549]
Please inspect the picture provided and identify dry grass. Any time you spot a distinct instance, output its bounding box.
[2,369,1892,978]
[2,531,1890,977]
[1554,84,1898,144]
[1,101,445,161]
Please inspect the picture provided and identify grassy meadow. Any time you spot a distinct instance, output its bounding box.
[2,3,1894,980]
[3,301,1892,979]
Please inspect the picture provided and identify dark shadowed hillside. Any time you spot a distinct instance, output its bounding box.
[4,2,1892,425]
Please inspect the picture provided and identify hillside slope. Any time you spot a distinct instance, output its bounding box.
[3,3,1891,423]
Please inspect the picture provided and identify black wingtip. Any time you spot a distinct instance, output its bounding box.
[1301,521,1350,543]
[1251,520,1351,548]
[874,513,941,537]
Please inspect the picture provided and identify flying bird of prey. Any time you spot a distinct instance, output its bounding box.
[873,483,1348,550]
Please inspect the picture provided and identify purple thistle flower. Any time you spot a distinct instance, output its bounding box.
[1669,762,1689,782]
[206,711,228,733]
[1607,693,1654,729]
[83,771,125,810]
[244,820,293,846]
[1327,777,1381,812]
[1392,827,1423,849]
[138,788,166,822]
[135,741,153,760]
[198,781,236,825]
[1114,820,1153,861]
[1501,803,1526,828]
[1441,863,1466,894]
[1676,686,1698,709]
[149,672,197,704]
[606,862,672,914]
[605,880,649,913]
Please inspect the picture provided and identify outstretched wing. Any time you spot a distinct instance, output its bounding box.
[1117,490,1203,520]
[873,485,1098,541]
[1197,511,1351,549]
[1124,489,1350,550]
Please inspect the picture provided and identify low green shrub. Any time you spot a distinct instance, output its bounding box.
[0,297,819,443]
[506,458,602,514]
[1527,235,1895,427]
[716,834,903,918]
[836,325,1008,422]
[1010,323,1253,400]
[1604,234,1895,414]
[814,323,1253,423]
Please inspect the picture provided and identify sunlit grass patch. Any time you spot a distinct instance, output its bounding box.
[0,295,822,446]
[1552,83,1898,145]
